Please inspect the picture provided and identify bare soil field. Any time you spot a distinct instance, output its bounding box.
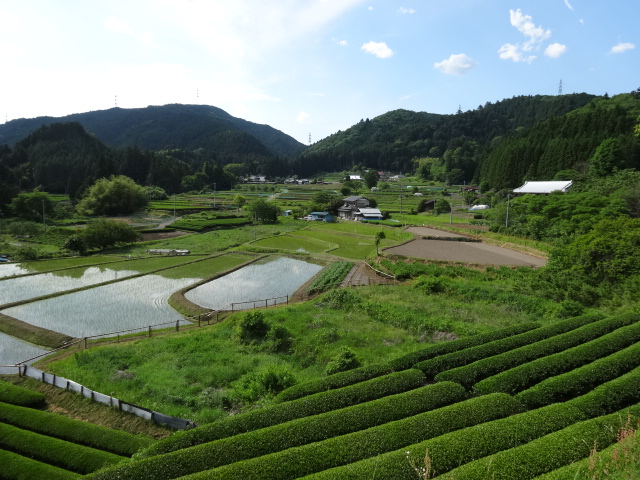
[405,226,468,238]
[384,238,547,267]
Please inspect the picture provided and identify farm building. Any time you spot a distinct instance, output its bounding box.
[307,212,335,222]
[357,208,384,221]
[147,249,190,255]
[513,180,572,195]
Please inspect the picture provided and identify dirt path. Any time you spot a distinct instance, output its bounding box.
[341,262,396,287]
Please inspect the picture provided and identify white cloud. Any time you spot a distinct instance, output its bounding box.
[399,7,415,14]
[104,16,158,48]
[610,42,635,54]
[297,111,311,123]
[337,39,348,46]
[499,9,553,62]
[361,41,394,59]
[434,53,477,75]
[564,0,574,11]
[545,43,567,58]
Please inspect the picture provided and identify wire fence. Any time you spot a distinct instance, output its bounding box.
[230,295,289,311]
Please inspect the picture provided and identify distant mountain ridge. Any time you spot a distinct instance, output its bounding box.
[0,104,306,157]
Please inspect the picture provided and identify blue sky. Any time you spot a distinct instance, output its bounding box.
[1,1,637,145]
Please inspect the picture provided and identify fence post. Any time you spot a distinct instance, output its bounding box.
[287,294,289,305]
[84,337,87,349]
[176,320,179,332]
[265,299,268,308]
[148,325,152,337]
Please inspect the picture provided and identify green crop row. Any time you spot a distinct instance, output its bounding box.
[176,394,523,480]
[565,365,640,418]
[0,380,46,408]
[0,401,153,457]
[436,409,639,479]
[388,322,540,371]
[434,312,634,388]
[473,313,640,395]
[516,339,640,408]
[306,261,354,294]
[275,363,393,403]
[416,313,603,379]
[138,368,426,458]
[0,422,125,475]
[0,449,80,480]
[168,216,250,231]
[89,382,466,480]
[301,402,586,480]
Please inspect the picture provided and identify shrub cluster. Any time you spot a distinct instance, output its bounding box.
[0,449,80,480]
[416,313,603,379]
[306,261,354,294]
[89,382,466,480]
[565,366,640,418]
[302,402,586,480]
[275,363,393,403]
[473,313,640,395]
[139,369,426,457]
[0,422,125,475]
[0,379,46,407]
[387,322,539,371]
[439,411,637,479]
[516,339,640,408]
[0,401,153,457]
[174,394,523,480]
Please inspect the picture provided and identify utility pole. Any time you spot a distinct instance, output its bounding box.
[505,194,511,228]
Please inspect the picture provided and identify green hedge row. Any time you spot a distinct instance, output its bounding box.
[416,314,603,379]
[436,410,639,479]
[275,363,394,403]
[565,365,640,418]
[434,313,634,388]
[0,422,125,475]
[473,313,640,395]
[0,379,46,407]
[0,401,153,456]
[89,382,467,480]
[300,402,586,480]
[177,394,524,480]
[139,368,426,458]
[516,339,640,408]
[387,322,540,371]
[0,449,80,480]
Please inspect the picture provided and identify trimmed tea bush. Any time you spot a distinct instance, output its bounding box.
[473,313,640,395]
[0,401,153,456]
[88,382,466,480]
[565,366,640,418]
[275,363,394,403]
[434,313,635,388]
[517,339,640,408]
[388,322,540,371]
[0,379,46,407]
[174,394,523,480]
[0,449,80,480]
[417,313,603,379]
[0,422,125,474]
[437,411,636,479]
[139,368,426,457]
[300,402,586,480]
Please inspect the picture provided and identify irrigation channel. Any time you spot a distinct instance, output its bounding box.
[0,255,322,372]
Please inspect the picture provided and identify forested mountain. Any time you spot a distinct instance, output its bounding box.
[0,104,305,157]
[293,93,600,181]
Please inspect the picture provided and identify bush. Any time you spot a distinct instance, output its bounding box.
[234,311,270,344]
[275,363,394,403]
[91,382,466,480]
[436,313,637,389]
[0,401,153,457]
[176,394,523,480]
[0,449,80,480]
[233,365,297,403]
[387,322,539,371]
[416,313,603,380]
[0,380,46,407]
[473,313,640,395]
[439,412,636,479]
[303,402,586,480]
[0,422,125,475]
[320,288,361,310]
[325,346,360,375]
[138,369,427,457]
[517,339,640,408]
[264,325,293,354]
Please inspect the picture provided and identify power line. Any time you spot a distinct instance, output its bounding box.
[558,79,563,96]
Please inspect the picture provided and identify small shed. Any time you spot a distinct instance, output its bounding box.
[284,210,293,216]
[357,208,384,221]
[309,212,335,222]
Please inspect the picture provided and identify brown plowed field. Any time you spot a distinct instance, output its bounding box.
[384,238,546,267]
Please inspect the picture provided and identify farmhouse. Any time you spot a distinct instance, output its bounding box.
[337,196,383,221]
[307,212,335,222]
[513,180,573,195]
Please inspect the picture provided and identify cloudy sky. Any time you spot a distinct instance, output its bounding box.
[0,0,637,145]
